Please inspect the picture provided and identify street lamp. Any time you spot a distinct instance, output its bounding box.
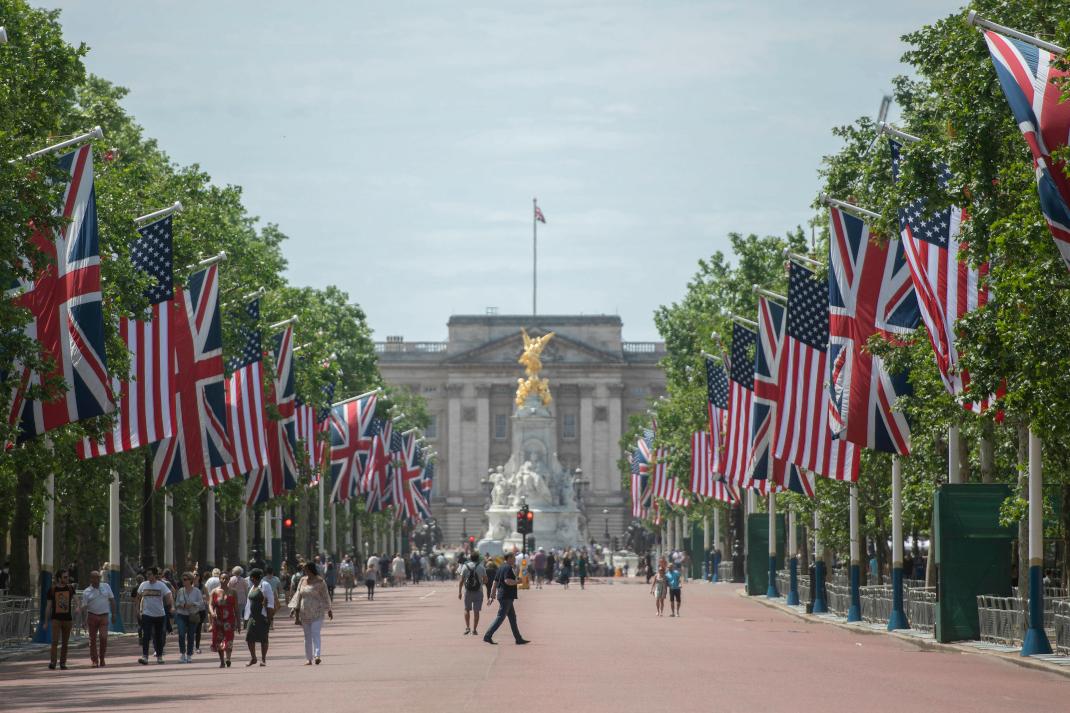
[602,508,610,540]
[461,508,468,539]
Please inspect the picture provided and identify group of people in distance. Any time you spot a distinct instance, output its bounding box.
[41,558,334,670]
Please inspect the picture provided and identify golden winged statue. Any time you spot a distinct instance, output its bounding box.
[515,328,555,408]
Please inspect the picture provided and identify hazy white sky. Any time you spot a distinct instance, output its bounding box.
[44,0,962,341]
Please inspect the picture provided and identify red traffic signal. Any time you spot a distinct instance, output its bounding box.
[468,536,475,544]
[526,511,533,521]
[283,517,294,529]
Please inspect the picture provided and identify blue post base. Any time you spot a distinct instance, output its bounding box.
[887,566,909,630]
[108,568,124,633]
[1022,564,1053,656]
[846,563,862,622]
[31,570,53,644]
[812,560,827,614]
[786,558,800,605]
[766,555,779,598]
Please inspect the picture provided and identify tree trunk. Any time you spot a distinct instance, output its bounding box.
[980,421,995,484]
[1017,422,1029,636]
[958,432,972,483]
[8,469,35,596]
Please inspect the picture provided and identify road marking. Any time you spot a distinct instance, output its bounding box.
[421,590,437,600]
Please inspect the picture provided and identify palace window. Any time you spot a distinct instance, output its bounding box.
[425,414,438,440]
[562,412,578,440]
[494,413,508,440]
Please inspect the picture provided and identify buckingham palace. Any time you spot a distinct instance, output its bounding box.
[375,314,666,545]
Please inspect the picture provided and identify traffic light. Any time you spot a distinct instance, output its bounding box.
[283,517,294,530]
[516,509,526,535]
[526,509,534,533]
[468,536,475,545]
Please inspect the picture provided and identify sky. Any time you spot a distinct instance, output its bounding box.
[43,0,963,342]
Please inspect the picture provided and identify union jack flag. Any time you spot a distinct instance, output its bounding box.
[393,432,425,521]
[7,145,114,437]
[298,380,335,484]
[363,417,394,513]
[828,206,920,455]
[704,356,729,476]
[244,327,297,506]
[629,449,651,518]
[328,393,378,503]
[535,203,546,224]
[773,262,860,481]
[78,216,174,458]
[724,323,756,485]
[983,29,1070,272]
[890,140,997,413]
[151,265,231,488]
[415,459,434,521]
[208,299,266,487]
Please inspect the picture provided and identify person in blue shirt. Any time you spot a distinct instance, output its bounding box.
[665,563,683,617]
[482,551,530,646]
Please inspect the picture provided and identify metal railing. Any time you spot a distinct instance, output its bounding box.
[860,585,891,624]
[1055,600,1070,654]
[0,596,35,649]
[826,583,852,617]
[976,595,1064,647]
[717,562,733,582]
[374,341,448,354]
[906,587,936,633]
[622,342,664,354]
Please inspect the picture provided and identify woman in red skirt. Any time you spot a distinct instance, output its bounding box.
[208,571,238,667]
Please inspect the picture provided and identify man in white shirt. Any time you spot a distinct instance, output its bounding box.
[203,568,221,598]
[81,570,117,668]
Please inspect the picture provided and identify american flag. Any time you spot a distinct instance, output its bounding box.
[8,145,114,437]
[710,479,739,503]
[207,299,266,487]
[393,432,425,521]
[889,140,998,413]
[983,29,1070,272]
[299,380,335,484]
[151,265,231,488]
[690,431,715,497]
[651,447,689,507]
[828,205,920,455]
[773,262,860,481]
[704,356,729,477]
[245,326,298,506]
[724,323,756,486]
[328,393,378,503]
[535,203,546,224]
[78,216,175,459]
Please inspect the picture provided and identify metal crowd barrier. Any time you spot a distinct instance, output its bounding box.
[860,585,892,623]
[797,575,811,604]
[1054,600,1070,654]
[905,587,936,632]
[0,597,35,649]
[825,583,851,617]
[717,562,733,582]
[976,595,1064,647]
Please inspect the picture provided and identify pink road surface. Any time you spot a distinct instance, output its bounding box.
[0,580,1065,712]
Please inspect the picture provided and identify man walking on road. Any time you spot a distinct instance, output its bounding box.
[666,562,683,617]
[81,570,117,668]
[482,551,530,646]
[457,553,487,636]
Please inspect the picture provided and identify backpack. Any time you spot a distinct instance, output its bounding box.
[463,563,482,592]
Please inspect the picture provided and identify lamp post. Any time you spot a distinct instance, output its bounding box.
[602,508,610,540]
[461,508,468,540]
[573,468,588,546]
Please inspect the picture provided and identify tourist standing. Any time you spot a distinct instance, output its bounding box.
[324,561,338,600]
[244,569,274,666]
[208,572,238,667]
[561,550,572,589]
[174,572,204,663]
[545,551,556,585]
[44,569,76,669]
[364,560,378,600]
[230,566,248,631]
[290,561,333,665]
[391,553,406,586]
[483,552,529,646]
[80,570,117,668]
[666,563,682,617]
[533,548,546,589]
[578,553,589,590]
[136,567,174,665]
[457,553,487,636]
[340,557,356,601]
[650,564,668,616]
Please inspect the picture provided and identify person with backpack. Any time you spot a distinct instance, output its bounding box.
[456,553,487,636]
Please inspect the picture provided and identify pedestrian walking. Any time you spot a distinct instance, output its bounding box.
[44,569,76,669]
[666,562,683,617]
[650,564,667,616]
[208,571,238,667]
[391,553,406,586]
[174,572,204,663]
[533,548,546,589]
[244,568,274,666]
[324,561,338,600]
[577,552,588,590]
[80,570,117,668]
[457,553,487,636]
[561,550,572,589]
[230,566,248,631]
[136,567,175,665]
[482,552,530,646]
[193,570,208,652]
[289,561,333,665]
[484,556,498,599]
[364,560,377,600]
[340,556,356,602]
[263,567,281,629]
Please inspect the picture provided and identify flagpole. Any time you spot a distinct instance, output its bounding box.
[533,197,537,316]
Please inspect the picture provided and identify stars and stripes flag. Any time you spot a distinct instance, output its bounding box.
[773,261,860,481]
[828,205,920,455]
[704,356,729,477]
[78,216,175,458]
[983,28,1070,272]
[206,299,266,488]
[328,393,378,503]
[151,264,231,488]
[630,450,651,518]
[710,479,739,503]
[651,447,689,507]
[245,326,298,506]
[393,432,425,521]
[889,140,998,413]
[690,431,716,497]
[7,145,114,437]
[724,323,756,486]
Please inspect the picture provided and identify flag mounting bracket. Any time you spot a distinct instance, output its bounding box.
[21,126,103,161]
[753,285,786,303]
[729,313,758,328]
[967,11,1065,55]
[700,350,722,363]
[820,193,880,221]
[268,315,298,330]
[331,386,382,409]
[135,202,183,226]
[186,251,227,271]
[785,250,825,270]
[879,122,921,144]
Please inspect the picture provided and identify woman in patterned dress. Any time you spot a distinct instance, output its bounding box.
[208,571,238,667]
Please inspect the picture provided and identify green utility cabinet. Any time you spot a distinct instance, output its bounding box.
[934,484,1014,643]
[745,513,786,596]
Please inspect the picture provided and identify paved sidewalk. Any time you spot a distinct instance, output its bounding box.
[0,579,1066,712]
